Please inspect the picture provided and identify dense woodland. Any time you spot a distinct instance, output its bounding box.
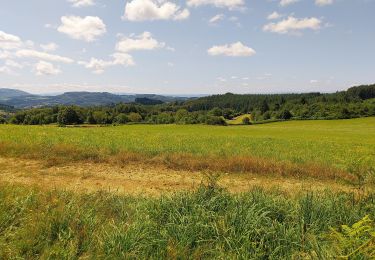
[0,84,374,126]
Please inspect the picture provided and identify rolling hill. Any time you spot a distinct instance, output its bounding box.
[0,89,190,108]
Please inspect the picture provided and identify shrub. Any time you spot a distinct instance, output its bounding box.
[57,107,81,125]
[128,112,142,123]
[206,116,227,125]
[242,116,251,125]
[277,110,293,120]
[209,107,223,117]
[114,113,129,124]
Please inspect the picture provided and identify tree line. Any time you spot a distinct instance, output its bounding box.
[1,84,374,126]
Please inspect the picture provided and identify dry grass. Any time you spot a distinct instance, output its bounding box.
[0,141,355,183]
[0,157,360,196]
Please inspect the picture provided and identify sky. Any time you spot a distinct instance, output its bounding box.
[0,0,374,95]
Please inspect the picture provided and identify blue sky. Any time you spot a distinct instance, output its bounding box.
[0,0,374,94]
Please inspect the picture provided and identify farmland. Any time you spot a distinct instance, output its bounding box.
[1,118,375,258]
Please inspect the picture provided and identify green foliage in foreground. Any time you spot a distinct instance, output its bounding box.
[329,215,375,258]
[0,184,374,259]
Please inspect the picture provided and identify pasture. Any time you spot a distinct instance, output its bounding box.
[1,118,375,258]
[0,118,374,177]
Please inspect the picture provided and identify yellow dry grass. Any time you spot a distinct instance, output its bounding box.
[0,157,362,196]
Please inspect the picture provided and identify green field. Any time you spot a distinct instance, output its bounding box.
[1,118,375,258]
[0,118,374,172]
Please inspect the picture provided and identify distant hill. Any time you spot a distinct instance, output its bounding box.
[0,89,190,108]
[184,84,375,112]
[0,103,15,112]
[0,88,31,99]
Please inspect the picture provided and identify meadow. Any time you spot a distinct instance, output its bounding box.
[0,118,374,181]
[1,118,375,258]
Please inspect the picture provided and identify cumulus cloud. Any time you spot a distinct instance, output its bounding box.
[0,50,12,60]
[279,0,299,7]
[57,16,106,42]
[0,66,14,75]
[116,32,166,53]
[315,0,333,6]
[40,43,59,52]
[35,61,61,76]
[0,31,22,50]
[5,60,23,69]
[267,11,282,20]
[263,16,322,34]
[187,0,244,9]
[68,0,95,7]
[207,42,256,57]
[16,49,74,63]
[123,0,190,21]
[78,53,135,74]
[209,14,225,24]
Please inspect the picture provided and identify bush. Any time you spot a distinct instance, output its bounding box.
[206,116,227,126]
[57,107,81,125]
[277,110,293,120]
[128,112,142,123]
[114,113,129,124]
[242,116,251,125]
[93,111,111,125]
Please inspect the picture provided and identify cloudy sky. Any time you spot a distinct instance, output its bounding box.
[0,0,374,94]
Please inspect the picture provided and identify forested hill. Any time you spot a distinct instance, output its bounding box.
[184,84,375,112]
[1,84,374,125]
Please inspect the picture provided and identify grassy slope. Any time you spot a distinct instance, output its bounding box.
[0,118,374,170]
[226,114,251,125]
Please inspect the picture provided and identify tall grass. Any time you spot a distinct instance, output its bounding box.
[1,183,374,259]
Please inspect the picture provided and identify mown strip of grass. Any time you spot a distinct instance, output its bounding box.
[0,141,354,182]
[0,183,374,259]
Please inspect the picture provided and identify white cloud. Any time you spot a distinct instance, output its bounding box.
[79,53,135,74]
[208,42,256,57]
[263,16,322,34]
[5,60,23,69]
[187,0,244,9]
[280,0,299,6]
[123,0,190,21]
[0,31,22,50]
[16,49,74,63]
[0,50,12,60]
[35,61,61,76]
[0,66,14,75]
[209,14,225,24]
[68,0,95,7]
[44,24,55,29]
[40,43,59,52]
[315,0,333,6]
[310,79,318,84]
[267,11,282,20]
[116,32,166,53]
[57,16,106,42]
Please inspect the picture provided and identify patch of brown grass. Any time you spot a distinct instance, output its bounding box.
[0,141,355,182]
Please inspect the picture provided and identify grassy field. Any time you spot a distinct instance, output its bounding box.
[1,118,375,258]
[0,118,374,181]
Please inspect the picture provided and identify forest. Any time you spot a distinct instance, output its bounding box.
[1,84,374,126]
